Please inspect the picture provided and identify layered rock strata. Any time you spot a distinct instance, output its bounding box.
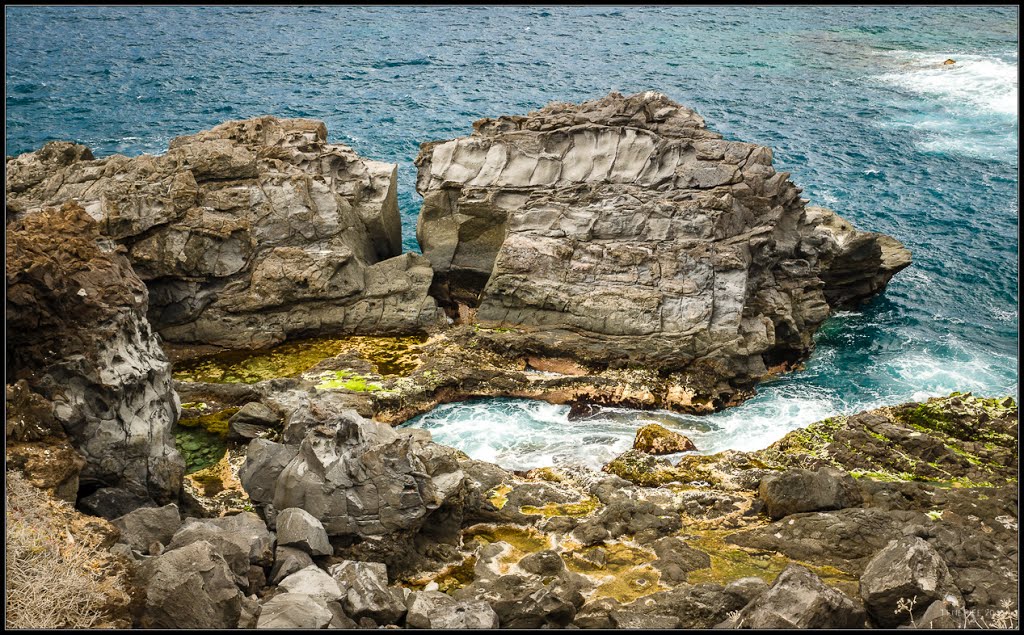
[416,91,910,399]
[6,203,184,502]
[6,117,444,349]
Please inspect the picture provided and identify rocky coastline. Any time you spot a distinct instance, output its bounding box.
[5,92,1016,629]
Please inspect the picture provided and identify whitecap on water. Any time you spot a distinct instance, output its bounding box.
[871,50,1018,162]
[876,51,1018,116]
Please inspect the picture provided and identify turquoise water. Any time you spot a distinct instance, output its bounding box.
[6,7,1017,469]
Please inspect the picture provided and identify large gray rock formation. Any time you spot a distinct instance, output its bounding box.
[6,117,444,349]
[415,91,910,399]
[6,203,184,504]
[239,400,467,559]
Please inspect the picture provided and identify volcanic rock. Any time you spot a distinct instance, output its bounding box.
[136,540,244,629]
[758,467,862,519]
[633,423,697,455]
[415,91,910,402]
[727,564,865,628]
[6,203,184,503]
[7,117,444,349]
[239,402,467,559]
[275,507,333,557]
[859,536,963,628]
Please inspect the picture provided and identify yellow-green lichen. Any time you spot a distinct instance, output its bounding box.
[173,335,427,384]
[307,370,384,392]
[684,530,856,595]
[177,407,240,437]
[464,525,551,554]
[563,542,664,603]
[400,556,478,594]
[520,496,601,518]
[486,484,513,510]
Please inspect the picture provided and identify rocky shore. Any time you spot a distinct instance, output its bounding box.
[5,92,1016,629]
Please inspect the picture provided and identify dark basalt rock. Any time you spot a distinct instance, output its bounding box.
[6,203,184,504]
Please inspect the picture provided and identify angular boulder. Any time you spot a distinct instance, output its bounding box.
[112,503,182,553]
[406,591,500,629]
[137,540,244,629]
[276,507,333,557]
[268,546,315,585]
[729,564,865,628]
[6,203,184,503]
[241,407,467,554]
[256,593,335,629]
[859,536,963,628]
[278,565,344,603]
[415,91,910,400]
[167,512,275,577]
[7,117,444,349]
[329,561,408,625]
[758,467,862,520]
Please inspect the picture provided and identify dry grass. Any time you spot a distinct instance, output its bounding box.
[5,471,130,628]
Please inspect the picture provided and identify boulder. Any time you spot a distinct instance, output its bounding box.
[167,512,275,577]
[729,564,865,628]
[6,203,184,503]
[238,438,297,504]
[758,467,862,519]
[228,402,280,439]
[415,91,910,402]
[633,423,697,455]
[112,503,182,553]
[329,561,407,624]
[276,507,332,557]
[256,593,338,629]
[859,536,963,628]
[454,572,585,629]
[137,540,244,629]
[7,117,444,349]
[78,487,157,519]
[241,404,467,557]
[278,565,344,603]
[268,546,315,585]
[405,591,500,629]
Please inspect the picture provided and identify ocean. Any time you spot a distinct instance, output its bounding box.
[6,6,1018,470]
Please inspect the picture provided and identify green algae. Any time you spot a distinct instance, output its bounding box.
[306,369,384,392]
[520,495,602,518]
[464,525,551,553]
[685,530,856,595]
[174,425,228,475]
[563,543,664,603]
[593,565,664,603]
[178,407,240,437]
[603,451,686,487]
[172,335,427,384]
[401,556,478,594]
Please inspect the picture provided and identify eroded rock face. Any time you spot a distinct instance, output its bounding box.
[6,203,184,503]
[415,91,910,402]
[7,117,444,349]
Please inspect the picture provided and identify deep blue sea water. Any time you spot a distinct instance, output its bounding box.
[6,6,1018,469]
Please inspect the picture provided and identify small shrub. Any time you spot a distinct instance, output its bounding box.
[5,471,129,628]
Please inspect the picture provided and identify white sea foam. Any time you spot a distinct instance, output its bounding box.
[877,51,1018,116]
[404,334,1017,472]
